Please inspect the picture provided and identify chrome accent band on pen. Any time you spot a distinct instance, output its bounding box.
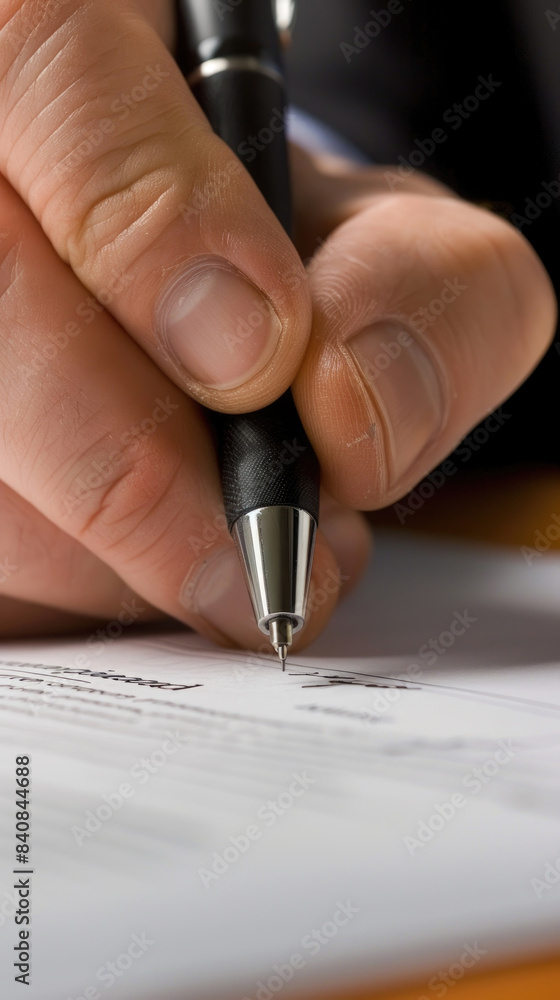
[186,56,284,89]
[175,0,319,667]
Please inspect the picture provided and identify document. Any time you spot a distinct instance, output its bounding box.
[1,531,560,1000]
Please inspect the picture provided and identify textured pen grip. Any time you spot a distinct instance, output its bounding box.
[189,70,292,233]
[190,68,321,530]
[219,390,320,528]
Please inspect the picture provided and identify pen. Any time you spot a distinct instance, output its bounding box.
[175,0,319,668]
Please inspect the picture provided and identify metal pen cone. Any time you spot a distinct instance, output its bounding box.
[232,506,316,651]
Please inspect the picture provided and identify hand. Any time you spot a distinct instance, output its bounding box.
[0,2,555,651]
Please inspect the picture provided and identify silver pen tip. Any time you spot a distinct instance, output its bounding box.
[269,617,293,672]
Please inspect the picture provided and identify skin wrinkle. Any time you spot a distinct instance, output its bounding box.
[55,103,190,176]
[64,163,181,269]
[38,421,116,492]
[313,269,367,325]
[21,99,94,197]
[7,499,62,582]
[1,11,179,196]
[1,28,81,134]
[42,89,192,176]
[17,104,87,191]
[113,500,202,576]
[78,167,177,238]
[53,396,110,442]
[330,345,390,504]
[44,133,182,224]
[0,6,58,81]
[3,88,91,198]
[14,406,59,474]
[9,81,94,159]
[20,401,109,489]
[52,118,204,258]
[0,484,153,619]
[75,445,176,545]
[337,213,439,305]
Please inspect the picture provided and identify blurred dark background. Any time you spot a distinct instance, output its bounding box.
[286,0,560,474]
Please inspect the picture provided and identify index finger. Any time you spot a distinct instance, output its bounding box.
[0,176,341,651]
[0,0,311,412]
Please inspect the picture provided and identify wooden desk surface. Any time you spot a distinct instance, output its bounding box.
[297,954,560,1000]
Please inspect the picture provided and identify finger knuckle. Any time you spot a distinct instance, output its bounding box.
[60,121,202,276]
[62,430,184,564]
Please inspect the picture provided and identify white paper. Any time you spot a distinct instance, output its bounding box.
[1,531,560,1000]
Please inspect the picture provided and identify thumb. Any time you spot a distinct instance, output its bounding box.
[293,191,556,509]
[0,0,310,412]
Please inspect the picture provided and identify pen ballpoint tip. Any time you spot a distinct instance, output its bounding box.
[269,617,293,672]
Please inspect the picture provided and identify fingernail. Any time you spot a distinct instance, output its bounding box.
[157,259,282,390]
[179,547,255,640]
[347,321,444,486]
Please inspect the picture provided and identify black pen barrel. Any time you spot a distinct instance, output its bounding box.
[175,0,320,530]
